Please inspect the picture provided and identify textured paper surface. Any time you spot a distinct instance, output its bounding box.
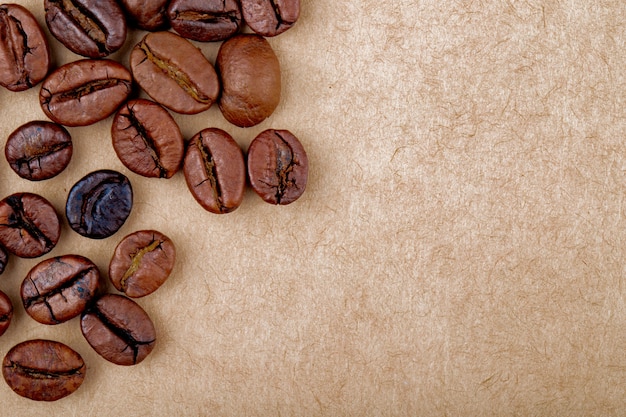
[1,0,625,415]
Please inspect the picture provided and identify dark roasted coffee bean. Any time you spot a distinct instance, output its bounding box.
[111,99,184,179]
[120,0,169,30]
[3,339,86,401]
[0,193,60,258]
[0,4,51,91]
[241,0,300,37]
[40,59,132,127]
[247,129,308,205]
[5,121,73,181]
[168,0,242,42]
[217,34,281,127]
[44,0,126,58]
[21,255,102,325]
[130,31,220,114]
[0,244,8,275]
[183,128,245,213]
[66,170,133,239]
[81,294,156,366]
[109,230,176,298]
[0,290,12,336]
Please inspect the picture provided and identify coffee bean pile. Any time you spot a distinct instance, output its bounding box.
[0,0,307,401]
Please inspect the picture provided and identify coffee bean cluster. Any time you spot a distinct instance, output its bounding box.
[0,0,307,402]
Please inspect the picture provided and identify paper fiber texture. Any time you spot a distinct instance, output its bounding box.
[1,1,625,415]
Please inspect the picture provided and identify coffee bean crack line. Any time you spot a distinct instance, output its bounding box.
[5,361,84,379]
[137,40,212,104]
[121,105,169,178]
[1,195,54,251]
[14,141,71,175]
[173,9,239,24]
[0,313,10,322]
[119,237,166,291]
[23,265,96,311]
[52,0,109,54]
[77,177,126,232]
[268,0,294,29]
[195,135,228,212]
[258,132,299,204]
[0,10,33,88]
[42,79,131,109]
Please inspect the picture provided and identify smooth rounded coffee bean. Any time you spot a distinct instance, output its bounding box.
[3,339,86,401]
[0,290,12,336]
[5,121,73,181]
[247,129,308,205]
[183,128,245,213]
[119,0,169,30]
[66,170,133,239]
[21,255,101,325]
[44,0,126,58]
[130,31,220,115]
[0,193,60,258]
[109,230,176,298]
[111,99,184,179]
[0,4,50,91]
[81,294,156,366]
[168,0,242,42]
[217,34,281,127]
[40,59,132,127]
[241,0,300,37]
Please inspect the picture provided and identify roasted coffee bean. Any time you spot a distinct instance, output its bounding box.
[183,128,245,213]
[81,294,156,366]
[241,0,300,37]
[217,34,281,127]
[111,99,184,179]
[130,31,220,114]
[168,0,242,42]
[120,0,169,30]
[21,255,101,325]
[5,121,73,181]
[0,193,60,258]
[109,230,176,298]
[66,170,133,239]
[0,290,12,336]
[3,339,86,401]
[40,59,132,127]
[0,4,51,91]
[247,129,308,205]
[0,244,8,275]
[44,0,126,58]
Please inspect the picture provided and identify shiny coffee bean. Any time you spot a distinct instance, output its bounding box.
[0,4,50,91]
[111,99,184,179]
[81,294,156,366]
[40,59,133,127]
[130,31,220,114]
[168,0,242,42]
[5,121,73,181]
[217,34,281,127]
[3,339,86,401]
[0,290,13,336]
[109,230,176,298]
[120,0,170,30]
[0,193,60,258]
[247,129,308,205]
[21,255,102,325]
[44,0,126,58]
[66,170,133,239]
[183,128,245,213]
[241,0,300,37]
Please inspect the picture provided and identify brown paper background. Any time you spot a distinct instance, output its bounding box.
[1,0,625,415]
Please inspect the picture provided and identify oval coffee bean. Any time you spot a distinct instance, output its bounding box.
[21,255,102,325]
[44,0,126,58]
[183,128,245,213]
[0,4,50,91]
[3,339,86,401]
[241,0,300,37]
[217,34,281,127]
[247,129,308,205]
[168,0,242,42]
[0,193,60,258]
[119,0,169,30]
[109,230,176,298]
[5,121,73,181]
[130,31,220,114]
[0,290,13,336]
[111,99,184,179]
[40,59,133,127]
[66,170,133,239]
[81,294,156,366]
